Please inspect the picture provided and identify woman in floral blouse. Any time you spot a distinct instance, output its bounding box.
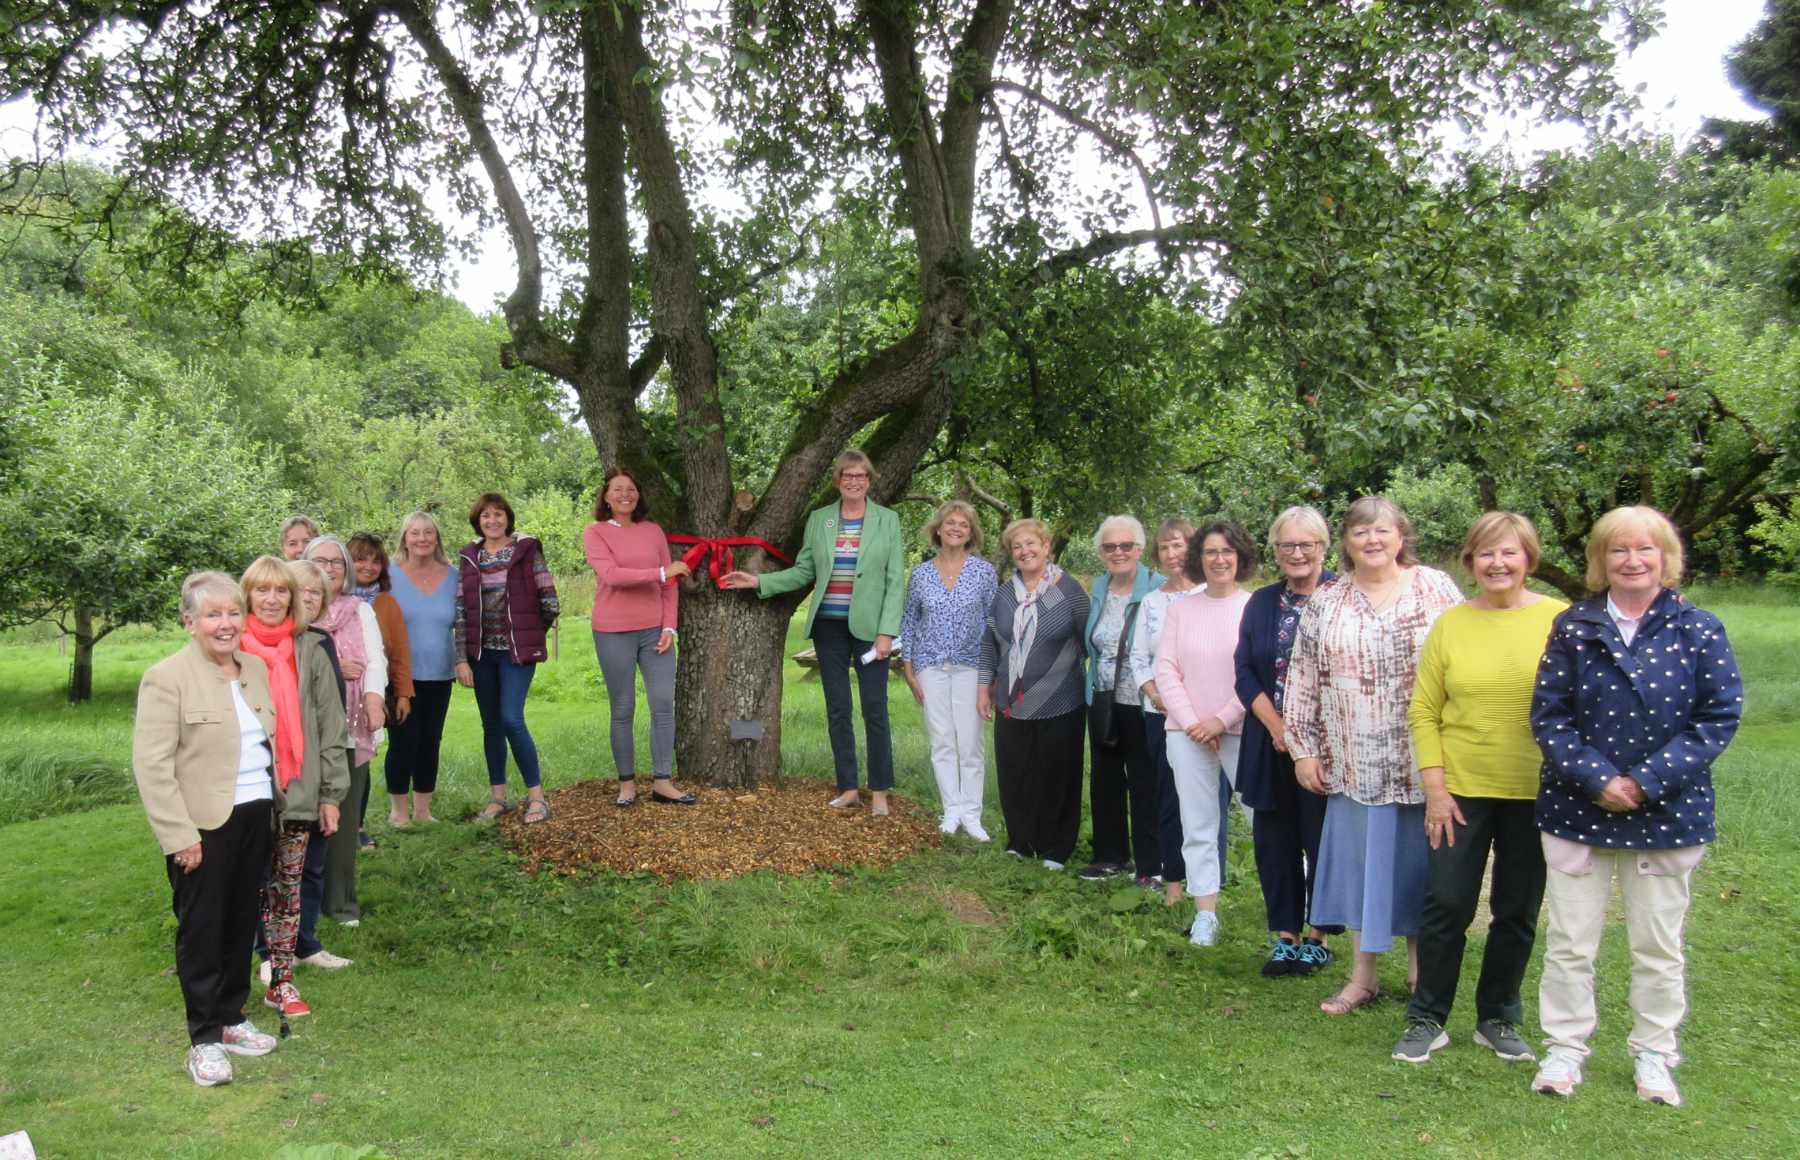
[901,501,1000,840]
[1284,497,1462,1014]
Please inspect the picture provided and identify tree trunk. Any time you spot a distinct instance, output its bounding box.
[673,577,805,790]
[68,604,96,705]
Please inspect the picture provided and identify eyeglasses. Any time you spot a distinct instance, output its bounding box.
[1273,541,1324,555]
[1201,548,1236,560]
[313,556,347,571]
[838,472,870,482]
[1100,542,1140,554]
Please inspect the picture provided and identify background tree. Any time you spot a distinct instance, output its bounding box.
[1702,0,1800,163]
[4,0,1640,783]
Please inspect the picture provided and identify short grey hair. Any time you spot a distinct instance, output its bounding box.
[1091,514,1146,553]
[1269,505,1330,549]
[180,570,244,619]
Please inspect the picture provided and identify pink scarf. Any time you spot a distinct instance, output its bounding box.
[316,594,375,763]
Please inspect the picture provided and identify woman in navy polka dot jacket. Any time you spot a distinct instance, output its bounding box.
[1526,506,1742,1108]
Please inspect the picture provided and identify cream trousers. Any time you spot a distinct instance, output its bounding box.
[918,665,986,826]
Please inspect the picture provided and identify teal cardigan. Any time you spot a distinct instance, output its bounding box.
[757,501,907,642]
[1084,563,1162,704]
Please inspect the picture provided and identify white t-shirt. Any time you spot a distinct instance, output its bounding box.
[231,680,274,805]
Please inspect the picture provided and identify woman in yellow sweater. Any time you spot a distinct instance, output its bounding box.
[1392,512,1567,1066]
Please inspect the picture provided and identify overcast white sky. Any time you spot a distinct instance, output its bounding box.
[0,1,1773,313]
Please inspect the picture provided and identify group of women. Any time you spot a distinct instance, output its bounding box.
[136,449,1740,1105]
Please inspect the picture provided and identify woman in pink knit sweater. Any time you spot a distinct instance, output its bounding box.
[1154,519,1257,948]
[583,469,697,806]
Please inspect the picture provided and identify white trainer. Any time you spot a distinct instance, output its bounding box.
[938,817,959,835]
[299,949,354,969]
[220,1020,278,1057]
[1532,1047,1584,1097]
[186,1043,233,1087]
[1041,859,1065,871]
[963,820,992,843]
[1189,910,1220,947]
[1634,1051,1682,1107]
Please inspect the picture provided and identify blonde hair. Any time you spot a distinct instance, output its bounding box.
[1459,512,1542,574]
[288,559,329,610]
[924,500,984,553]
[1269,505,1329,550]
[240,555,306,634]
[1000,517,1055,556]
[280,515,320,541]
[1584,506,1684,592]
[832,448,877,482]
[1339,496,1419,568]
[179,571,243,620]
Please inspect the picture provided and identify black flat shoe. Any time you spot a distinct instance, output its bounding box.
[650,790,697,806]
[615,795,639,809]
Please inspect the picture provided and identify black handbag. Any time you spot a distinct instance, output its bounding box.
[1092,600,1141,753]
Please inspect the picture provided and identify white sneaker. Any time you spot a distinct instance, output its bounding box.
[258,958,272,988]
[1041,859,1065,871]
[1189,910,1220,947]
[963,820,992,843]
[938,817,959,835]
[337,917,361,928]
[299,949,353,969]
[1532,1047,1584,1097]
[220,1020,278,1057]
[186,1043,233,1087]
[1634,1051,1682,1107]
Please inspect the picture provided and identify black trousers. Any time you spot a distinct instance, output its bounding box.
[994,707,1086,862]
[1144,712,1186,882]
[1406,794,1547,1026]
[1251,767,1334,934]
[385,678,455,795]
[811,618,894,791]
[1087,699,1159,875]
[168,799,273,1045]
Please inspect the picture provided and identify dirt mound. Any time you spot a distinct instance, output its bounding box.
[498,776,940,880]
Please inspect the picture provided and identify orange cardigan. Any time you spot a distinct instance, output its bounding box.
[371,591,416,701]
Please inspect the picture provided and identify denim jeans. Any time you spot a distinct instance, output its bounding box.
[471,648,541,789]
[810,618,893,791]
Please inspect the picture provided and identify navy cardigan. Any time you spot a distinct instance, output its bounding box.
[1531,589,1742,849]
[1233,572,1336,813]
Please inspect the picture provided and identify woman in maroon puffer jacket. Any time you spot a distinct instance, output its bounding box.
[453,492,560,825]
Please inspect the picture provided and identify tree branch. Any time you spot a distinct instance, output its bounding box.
[987,77,1161,233]
[1029,221,1227,286]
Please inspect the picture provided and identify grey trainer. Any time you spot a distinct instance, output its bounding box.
[1474,1019,1536,1062]
[1392,1019,1450,1064]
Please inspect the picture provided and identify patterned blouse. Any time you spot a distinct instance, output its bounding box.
[1271,584,1312,713]
[1282,567,1464,806]
[1127,585,1199,699]
[897,555,1000,671]
[1089,588,1141,706]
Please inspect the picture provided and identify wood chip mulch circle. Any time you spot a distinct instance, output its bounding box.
[497,776,942,880]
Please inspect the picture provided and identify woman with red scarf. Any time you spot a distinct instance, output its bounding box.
[302,536,388,928]
[238,557,350,1019]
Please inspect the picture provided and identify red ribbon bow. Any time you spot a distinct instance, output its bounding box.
[666,534,792,588]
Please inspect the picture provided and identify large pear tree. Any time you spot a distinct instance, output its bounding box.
[4,0,1640,784]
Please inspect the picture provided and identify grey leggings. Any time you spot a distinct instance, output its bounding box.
[592,628,676,779]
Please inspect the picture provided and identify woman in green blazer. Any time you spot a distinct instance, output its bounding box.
[723,449,907,814]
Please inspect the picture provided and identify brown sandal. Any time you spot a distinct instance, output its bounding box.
[1320,981,1381,1015]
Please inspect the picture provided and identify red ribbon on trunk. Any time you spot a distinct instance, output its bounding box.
[666,534,792,588]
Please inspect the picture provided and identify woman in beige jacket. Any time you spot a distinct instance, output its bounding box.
[133,571,283,1087]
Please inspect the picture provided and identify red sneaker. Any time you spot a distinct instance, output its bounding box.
[263,982,312,1018]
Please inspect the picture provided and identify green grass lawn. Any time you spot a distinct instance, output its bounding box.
[1,589,1797,1158]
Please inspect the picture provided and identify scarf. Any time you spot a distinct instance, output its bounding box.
[1006,562,1064,710]
[240,617,305,791]
[316,593,375,763]
[351,582,380,604]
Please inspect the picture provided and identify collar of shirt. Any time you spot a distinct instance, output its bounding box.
[1605,592,1644,645]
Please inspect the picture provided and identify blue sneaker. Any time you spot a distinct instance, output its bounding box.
[1294,938,1335,974]
[1261,937,1300,978]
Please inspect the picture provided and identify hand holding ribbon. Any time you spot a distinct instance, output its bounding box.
[667,534,791,589]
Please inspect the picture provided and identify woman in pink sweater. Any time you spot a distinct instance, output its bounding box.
[1154,520,1257,948]
[583,469,696,806]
